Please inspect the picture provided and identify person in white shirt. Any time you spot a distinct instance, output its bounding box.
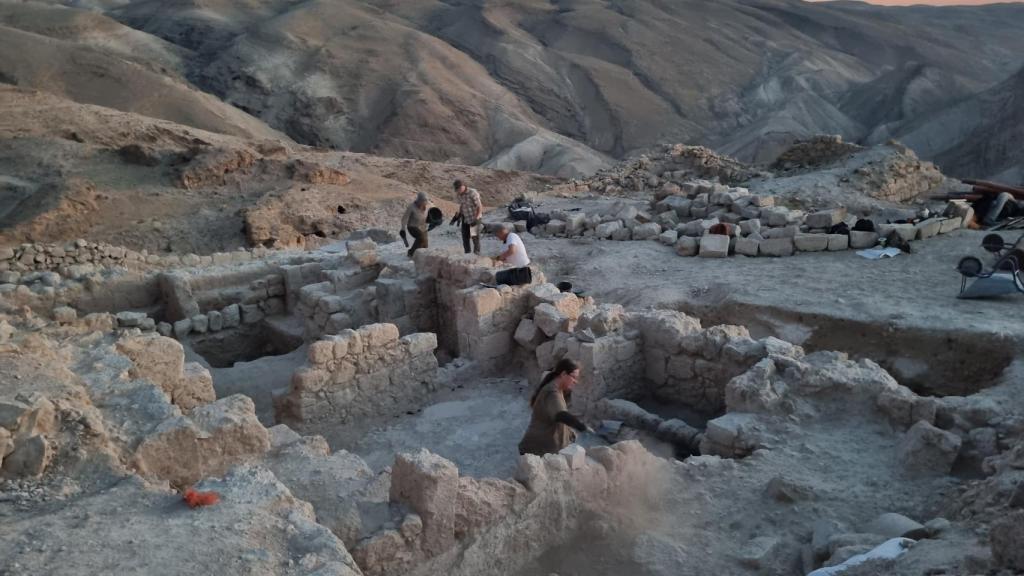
[494,224,532,285]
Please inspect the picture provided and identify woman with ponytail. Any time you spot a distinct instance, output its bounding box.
[518,358,589,456]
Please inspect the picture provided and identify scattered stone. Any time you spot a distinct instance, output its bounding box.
[765,475,815,502]
[924,518,951,537]
[737,536,781,569]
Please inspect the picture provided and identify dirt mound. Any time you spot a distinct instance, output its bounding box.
[0,86,558,254]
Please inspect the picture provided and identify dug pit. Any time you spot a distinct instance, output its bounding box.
[672,301,1017,397]
[189,322,303,369]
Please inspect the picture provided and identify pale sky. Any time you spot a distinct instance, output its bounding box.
[813,1,1020,4]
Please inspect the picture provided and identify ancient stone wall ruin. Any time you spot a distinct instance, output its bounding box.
[352,441,663,576]
[276,323,439,425]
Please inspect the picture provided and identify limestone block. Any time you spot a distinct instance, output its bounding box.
[763,207,791,227]
[805,208,847,229]
[326,312,353,334]
[190,314,208,334]
[794,234,828,252]
[390,449,459,556]
[739,219,762,236]
[559,444,586,470]
[179,362,216,410]
[939,217,963,234]
[222,304,241,328]
[156,322,172,337]
[207,310,223,332]
[735,237,759,256]
[759,237,794,257]
[632,222,662,241]
[699,234,729,258]
[595,220,622,239]
[402,332,437,357]
[359,323,400,348]
[611,226,632,241]
[546,220,566,236]
[534,303,569,337]
[826,234,849,251]
[750,195,774,207]
[659,230,679,246]
[877,223,916,243]
[462,287,503,317]
[172,318,191,339]
[454,477,520,539]
[674,236,699,257]
[134,395,270,487]
[241,304,263,324]
[116,311,147,328]
[158,272,199,322]
[309,340,335,365]
[849,230,878,249]
[914,218,942,240]
[514,318,544,350]
[514,453,547,492]
[898,420,961,475]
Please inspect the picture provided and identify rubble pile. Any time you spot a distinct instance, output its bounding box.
[563,144,761,196]
[770,135,864,171]
[526,180,971,258]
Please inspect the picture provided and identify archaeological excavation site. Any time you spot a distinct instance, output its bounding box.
[3,1,1024,574]
[3,129,1024,576]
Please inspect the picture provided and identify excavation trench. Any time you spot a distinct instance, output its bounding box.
[671,300,1017,398]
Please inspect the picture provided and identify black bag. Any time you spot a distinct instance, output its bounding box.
[852,219,875,232]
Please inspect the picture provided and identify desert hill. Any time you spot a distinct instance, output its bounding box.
[1,0,1022,178]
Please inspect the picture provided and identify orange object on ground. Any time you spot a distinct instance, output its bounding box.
[183,488,220,508]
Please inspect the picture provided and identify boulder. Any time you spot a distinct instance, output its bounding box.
[898,421,961,475]
[596,220,623,239]
[513,318,545,350]
[659,230,679,246]
[534,303,570,337]
[633,222,662,241]
[806,208,847,229]
[1,434,50,478]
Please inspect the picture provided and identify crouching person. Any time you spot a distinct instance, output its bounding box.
[494,223,532,286]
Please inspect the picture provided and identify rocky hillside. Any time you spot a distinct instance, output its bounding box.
[876,65,1024,184]
[1,0,1023,179]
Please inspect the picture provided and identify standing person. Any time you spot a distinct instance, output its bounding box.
[400,192,431,258]
[518,358,589,456]
[452,179,483,254]
[494,224,532,286]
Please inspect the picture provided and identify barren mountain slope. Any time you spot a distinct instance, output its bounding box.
[0,20,284,141]
[878,66,1024,182]
[102,0,1024,173]
[2,0,1023,178]
[0,86,558,253]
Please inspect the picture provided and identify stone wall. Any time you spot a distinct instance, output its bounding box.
[411,249,543,365]
[352,441,663,576]
[295,240,384,341]
[276,323,439,425]
[0,240,274,276]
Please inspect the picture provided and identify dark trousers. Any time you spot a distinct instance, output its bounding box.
[407,226,427,257]
[461,222,480,254]
[495,266,532,286]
